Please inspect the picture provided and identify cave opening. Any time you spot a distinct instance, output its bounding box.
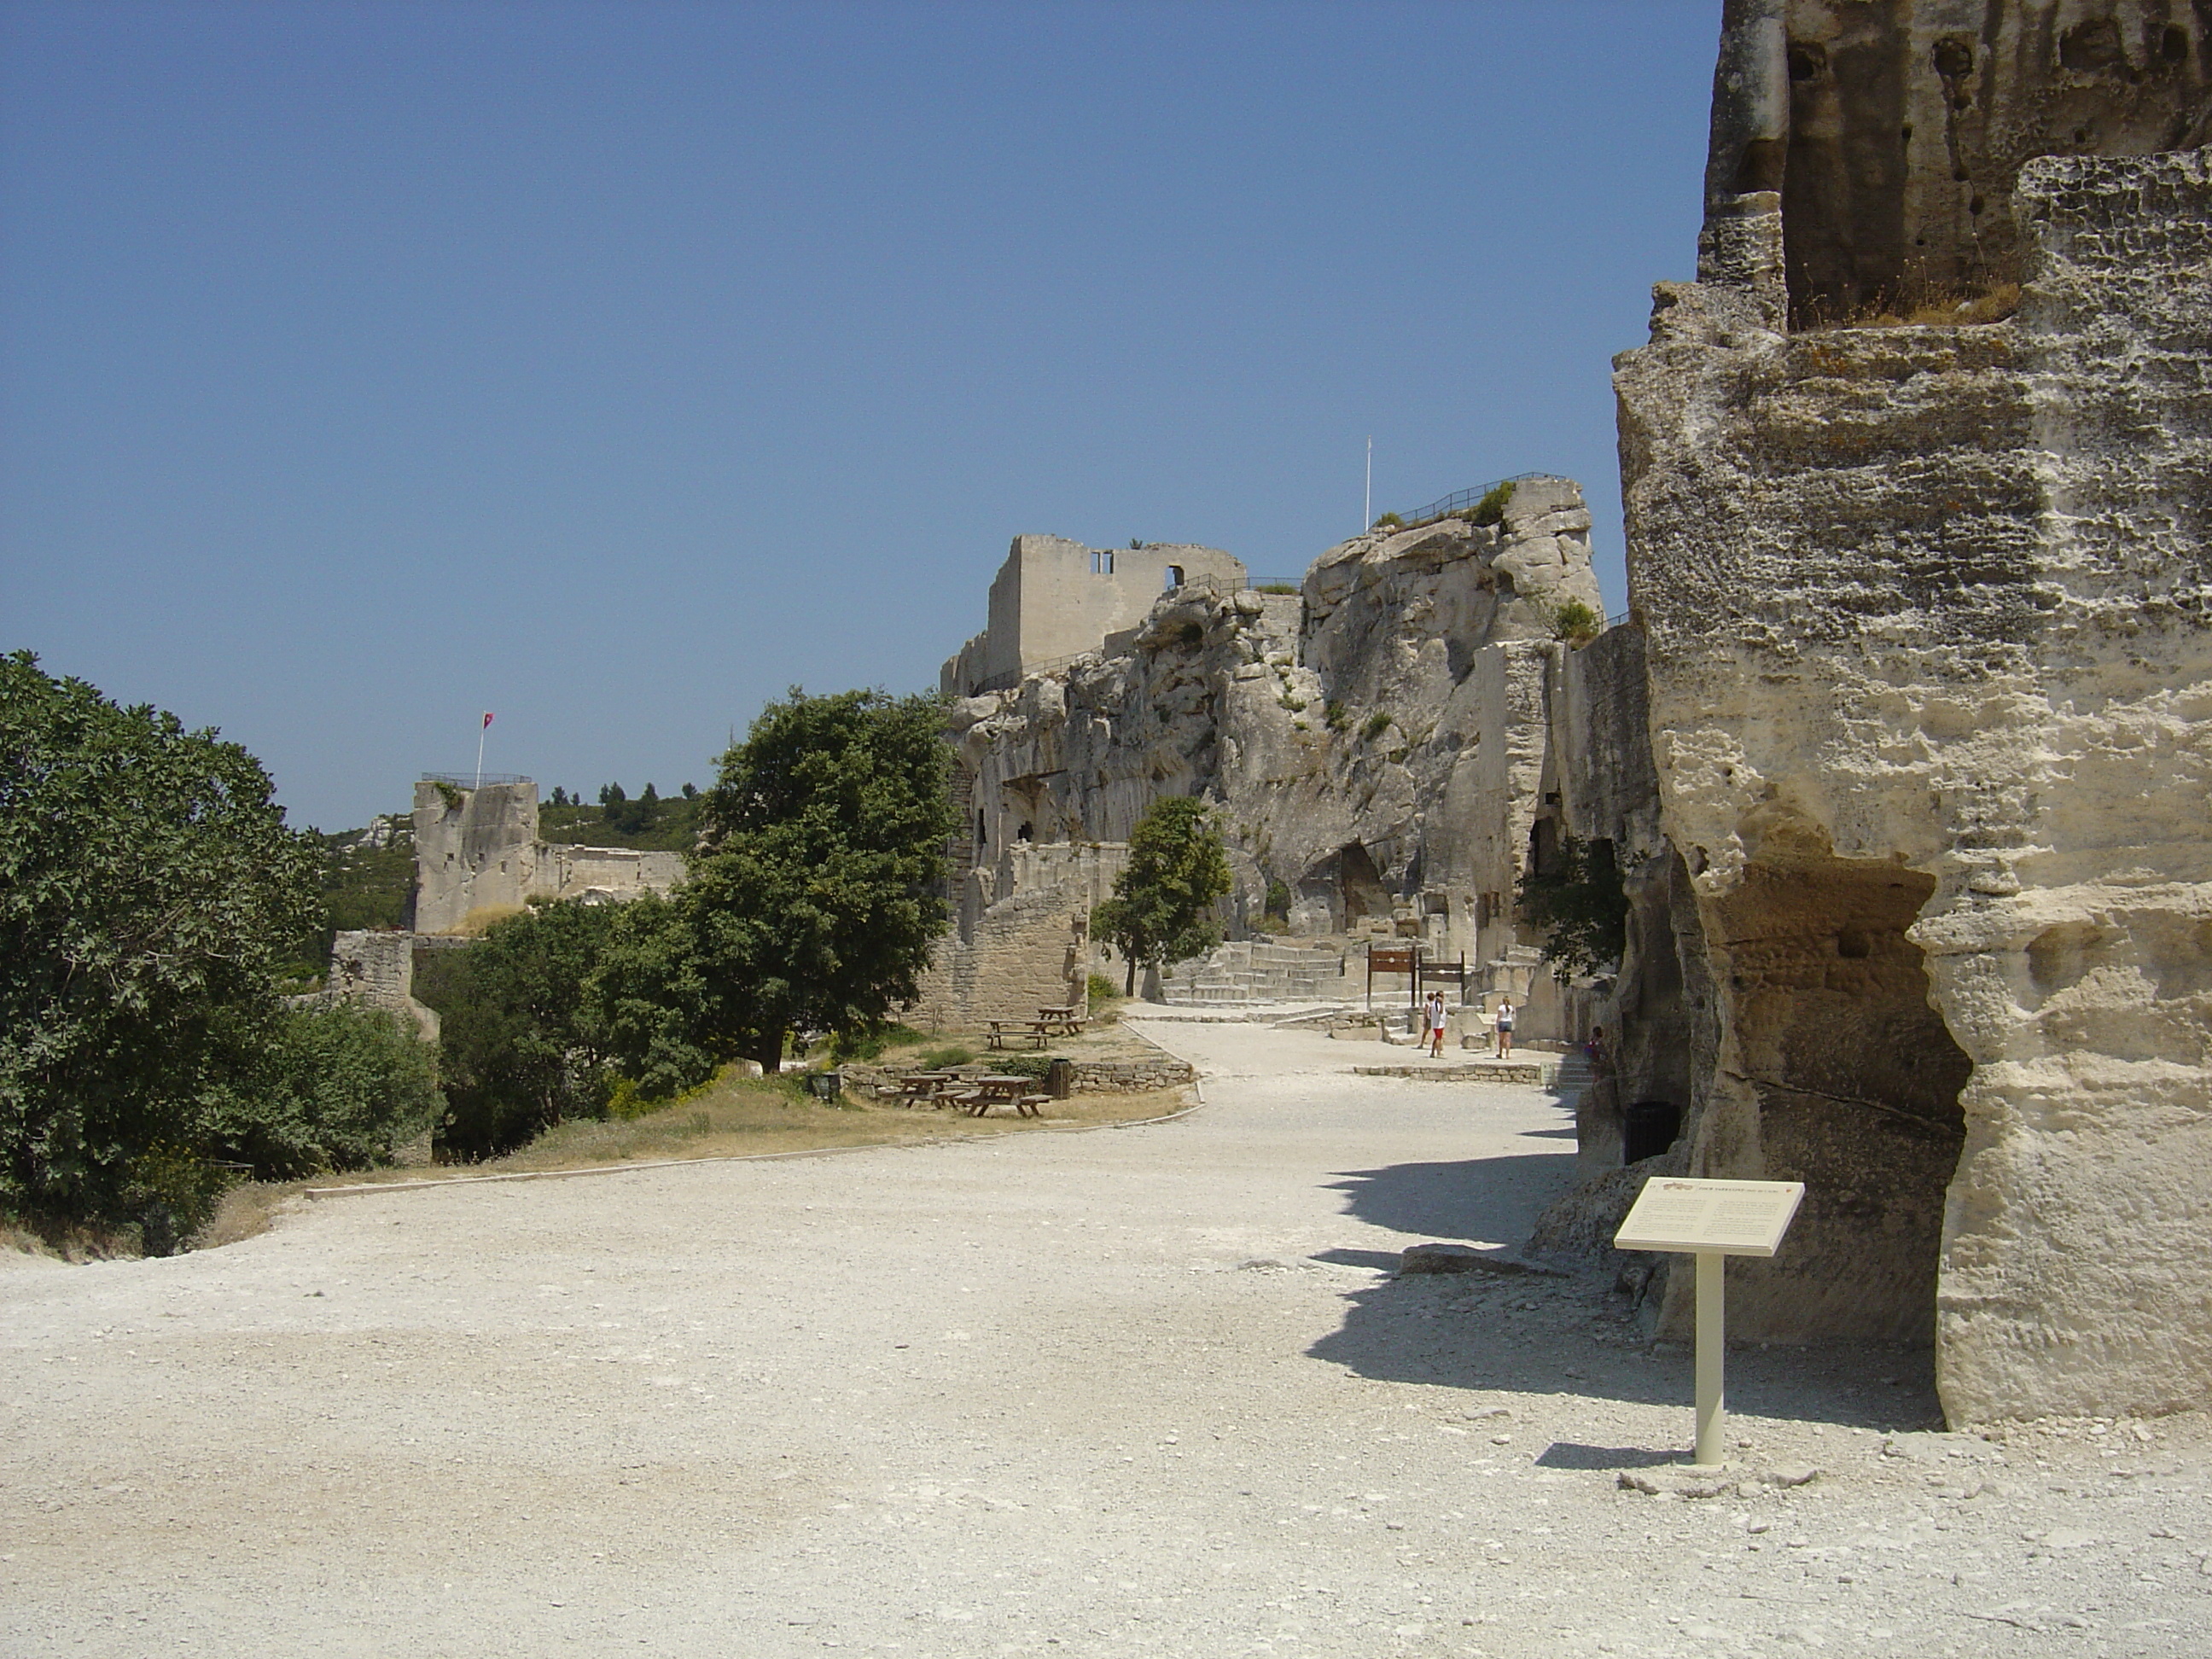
[1338,841,1392,931]
[1706,853,1971,1345]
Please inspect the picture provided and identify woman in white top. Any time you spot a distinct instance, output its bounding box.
[1493,996,1516,1058]
[1424,990,1447,1057]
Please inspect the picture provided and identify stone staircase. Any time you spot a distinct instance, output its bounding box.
[1158,939,1348,1005]
[1548,1046,1597,1104]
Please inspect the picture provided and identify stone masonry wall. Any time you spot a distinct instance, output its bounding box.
[410,779,683,934]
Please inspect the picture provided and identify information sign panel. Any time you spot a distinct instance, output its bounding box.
[1614,1178,1804,1258]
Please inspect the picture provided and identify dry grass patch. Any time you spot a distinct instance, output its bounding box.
[480,1072,1190,1173]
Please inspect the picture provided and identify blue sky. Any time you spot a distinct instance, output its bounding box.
[2,1,1720,830]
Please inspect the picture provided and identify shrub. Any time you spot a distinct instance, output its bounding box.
[1280,696,1306,713]
[1516,835,1629,984]
[828,1022,927,1062]
[1386,746,1410,764]
[1551,598,1603,644]
[1262,879,1293,926]
[992,1052,1057,1080]
[1462,480,1516,527]
[1255,583,1300,596]
[917,1045,975,1069]
[1324,701,1349,732]
[1361,710,1393,741]
[1086,971,1121,1006]
[434,779,465,811]
[208,1003,442,1178]
[1371,511,1404,530]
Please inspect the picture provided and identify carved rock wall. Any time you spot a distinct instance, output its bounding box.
[1615,145,2211,1418]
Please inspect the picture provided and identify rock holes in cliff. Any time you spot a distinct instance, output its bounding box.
[1710,857,1970,1347]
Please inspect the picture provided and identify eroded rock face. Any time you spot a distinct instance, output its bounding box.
[1705,1,2212,325]
[927,484,1604,1026]
[1615,146,2212,1418]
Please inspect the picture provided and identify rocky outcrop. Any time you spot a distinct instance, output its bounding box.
[1615,26,2212,1421]
[934,482,1604,1029]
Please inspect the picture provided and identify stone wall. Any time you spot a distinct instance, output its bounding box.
[941,534,1249,697]
[410,778,683,934]
[324,928,440,1044]
[1615,5,2212,1424]
[910,841,1126,1029]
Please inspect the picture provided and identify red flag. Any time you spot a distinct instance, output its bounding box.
[481,712,495,729]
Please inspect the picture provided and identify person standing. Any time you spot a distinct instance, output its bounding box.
[1494,995,1516,1058]
[1425,990,1448,1058]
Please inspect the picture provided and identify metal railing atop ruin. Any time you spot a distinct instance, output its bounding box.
[420,771,531,789]
[1394,472,1566,528]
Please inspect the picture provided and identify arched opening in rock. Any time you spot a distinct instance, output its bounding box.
[1705,853,1970,1346]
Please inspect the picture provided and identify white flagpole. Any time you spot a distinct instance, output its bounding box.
[1364,437,1372,533]
[474,716,489,790]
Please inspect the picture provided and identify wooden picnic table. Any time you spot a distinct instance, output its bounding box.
[964,1075,1051,1119]
[893,1071,964,1109]
[1033,1005,1087,1037]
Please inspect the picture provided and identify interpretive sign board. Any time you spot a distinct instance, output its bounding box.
[1611,1176,1807,1468]
[1614,1177,1804,1258]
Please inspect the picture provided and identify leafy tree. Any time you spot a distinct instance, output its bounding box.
[414,899,626,1158]
[1091,796,1232,994]
[684,688,955,1073]
[1516,834,1629,984]
[207,1003,441,1179]
[1,653,323,1244]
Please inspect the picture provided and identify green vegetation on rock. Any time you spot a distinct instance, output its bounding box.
[1515,833,1628,985]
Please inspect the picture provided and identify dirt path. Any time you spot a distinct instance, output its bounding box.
[3,1019,2204,1657]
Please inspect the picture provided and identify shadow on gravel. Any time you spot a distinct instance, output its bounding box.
[1308,1248,1404,1272]
[1307,1150,1946,1436]
[1324,1153,1567,1243]
[1307,1268,1945,1433]
[1535,1443,1681,1471]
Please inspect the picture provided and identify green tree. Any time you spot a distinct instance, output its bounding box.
[684,688,955,1072]
[207,1002,442,1179]
[1091,796,1233,994]
[0,652,321,1243]
[1516,834,1629,984]
[413,898,626,1159]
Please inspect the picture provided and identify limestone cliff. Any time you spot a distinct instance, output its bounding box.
[1608,5,2212,1422]
[931,480,1603,1023]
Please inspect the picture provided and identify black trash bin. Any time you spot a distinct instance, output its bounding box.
[1045,1057,1074,1100]
[1622,1099,1681,1164]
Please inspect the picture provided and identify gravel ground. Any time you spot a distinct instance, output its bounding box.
[3,1018,2205,1657]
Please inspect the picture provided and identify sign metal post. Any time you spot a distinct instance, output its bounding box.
[1615,1177,1805,1469]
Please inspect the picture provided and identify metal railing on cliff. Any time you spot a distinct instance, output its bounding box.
[1394,472,1567,528]
[420,771,531,789]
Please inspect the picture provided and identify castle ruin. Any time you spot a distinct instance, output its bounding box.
[409,777,684,936]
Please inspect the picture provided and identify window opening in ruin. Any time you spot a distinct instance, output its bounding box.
[1164,565,1185,590]
[1528,817,1558,878]
[1091,550,1115,575]
[976,811,986,846]
[1016,822,1033,842]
